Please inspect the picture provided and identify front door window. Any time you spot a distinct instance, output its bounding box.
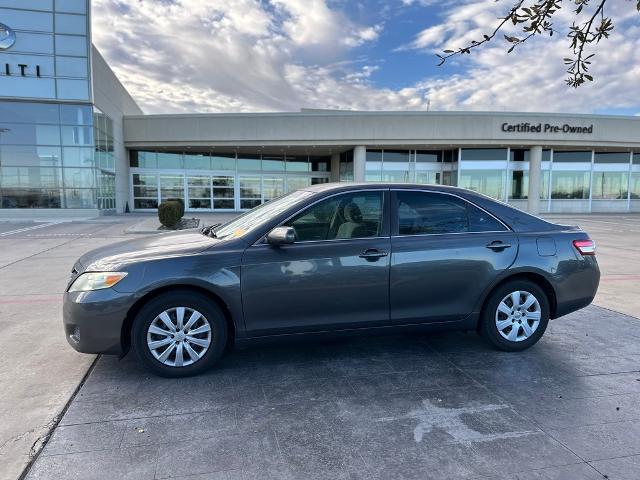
[285,191,384,242]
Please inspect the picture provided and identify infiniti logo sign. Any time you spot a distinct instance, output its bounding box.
[0,22,16,50]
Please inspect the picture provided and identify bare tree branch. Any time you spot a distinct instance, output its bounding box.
[437,0,640,88]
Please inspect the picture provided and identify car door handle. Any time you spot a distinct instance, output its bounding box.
[486,241,512,251]
[359,248,388,261]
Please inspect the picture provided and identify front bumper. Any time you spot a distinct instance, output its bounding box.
[63,288,137,355]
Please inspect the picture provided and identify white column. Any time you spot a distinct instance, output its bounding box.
[527,146,542,215]
[330,153,340,183]
[353,146,366,182]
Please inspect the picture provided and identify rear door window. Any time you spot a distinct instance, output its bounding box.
[394,191,507,235]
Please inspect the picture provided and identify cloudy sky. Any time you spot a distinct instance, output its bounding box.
[91,0,640,115]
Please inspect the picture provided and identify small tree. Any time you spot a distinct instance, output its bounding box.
[158,201,183,229]
[437,0,640,87]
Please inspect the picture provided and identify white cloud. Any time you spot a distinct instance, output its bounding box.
[92,0,399,113]
[92,0,640,115]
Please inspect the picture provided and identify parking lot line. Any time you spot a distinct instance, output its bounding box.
[0,222,63,237]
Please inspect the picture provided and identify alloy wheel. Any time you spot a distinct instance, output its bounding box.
[495,290,541,342]
[146,307,212,367]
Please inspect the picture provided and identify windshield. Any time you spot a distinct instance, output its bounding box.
[213,190,313,239]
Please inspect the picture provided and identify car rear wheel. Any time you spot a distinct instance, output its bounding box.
[132,291,227,377]
[479,280,550,352]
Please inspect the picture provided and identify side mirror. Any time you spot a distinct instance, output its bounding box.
[266,226,296,246]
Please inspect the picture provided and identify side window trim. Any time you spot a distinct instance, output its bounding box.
[255,189,390,245]
[390,189,510,237]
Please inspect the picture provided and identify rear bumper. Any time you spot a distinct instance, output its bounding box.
[554,256,600,318]
[63,289,136,355]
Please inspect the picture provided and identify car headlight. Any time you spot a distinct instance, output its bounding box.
[68,272,128,292]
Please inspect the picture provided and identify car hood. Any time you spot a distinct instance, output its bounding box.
[75,230,220,272]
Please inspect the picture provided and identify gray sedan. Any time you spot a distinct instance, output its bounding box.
[64,183,600,377]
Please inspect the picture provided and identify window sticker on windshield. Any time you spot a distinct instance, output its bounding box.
[233,228,246,237]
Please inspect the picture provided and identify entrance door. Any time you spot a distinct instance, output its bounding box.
[186,175,211,210]
[390,190,518,324]
[159,174,184,204]
[241,190,391,336]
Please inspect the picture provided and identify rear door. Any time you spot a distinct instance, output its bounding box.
[390,190,518,324]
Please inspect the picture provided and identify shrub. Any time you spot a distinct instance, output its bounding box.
[158,201,183,229]
[166,197,185,217]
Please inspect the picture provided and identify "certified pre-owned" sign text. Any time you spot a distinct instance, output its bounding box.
[502,122,593,134]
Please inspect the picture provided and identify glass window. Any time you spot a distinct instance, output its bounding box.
[461,149,508,161]
[0,189,61,208]
[55,13,87,35]
[183,153,210,170]
[416,151,441,163]
[213,176,234,209]
[238,154,261,171]
[211,153,236,170]
[60,105,92,125]
[509,170,549,200]
[286,156,310,172]
[310,156,330,172]
[63,147,93,167]
[64,188,95,208]
[509,149,552,162]
[631,173,640,199]
[634,153,640,165]
[285,191,383,241]
[340,150,354,181]
[56,56,88,78]
[63,167,94,189]
[416,171,440,185]
[0,124,60,145]
[262,155,285,171]
[0,145,61,167]
[61,126,92,145]
[239,176,261,209]
[458,170,506,199]
[1,166,62,188]
[55,34,87,56]
[157,152,183,169]
[56,0,87,14]
[263,176,284,202]
[134,198,158,209]
[592,172,628,200]
[365,149,383,181]
[594,152,631,164]
[395,191,506,235]
[287,177,311,192]
[0,102,59,124]
[56,79,89,100]
[130,151,157,169]
[159,175,184,202]
[187,175,211,209]
[551,171,590,199]
[553,151,591,163]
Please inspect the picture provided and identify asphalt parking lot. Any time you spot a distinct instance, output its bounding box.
[1,213,640,480]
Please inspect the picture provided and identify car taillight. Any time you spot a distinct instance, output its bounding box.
[573,239,596,256]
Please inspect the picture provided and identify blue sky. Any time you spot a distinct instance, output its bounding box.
[91,0,640,115]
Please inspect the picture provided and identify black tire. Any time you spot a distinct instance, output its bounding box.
[479,280,550,352]
[131,291,227,377]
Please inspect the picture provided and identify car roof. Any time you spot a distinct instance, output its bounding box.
[303,182,471,195]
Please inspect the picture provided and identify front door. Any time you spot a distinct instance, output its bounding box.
[241,190,390,336]
[390,190,518,324]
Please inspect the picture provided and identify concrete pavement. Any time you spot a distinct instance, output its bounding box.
[0,212,639,480]
[0,217,150,480]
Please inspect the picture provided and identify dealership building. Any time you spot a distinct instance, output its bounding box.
[1,1,640,218]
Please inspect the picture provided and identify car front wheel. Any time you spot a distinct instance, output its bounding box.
[132,291,227,377]
[479,280,550,352]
